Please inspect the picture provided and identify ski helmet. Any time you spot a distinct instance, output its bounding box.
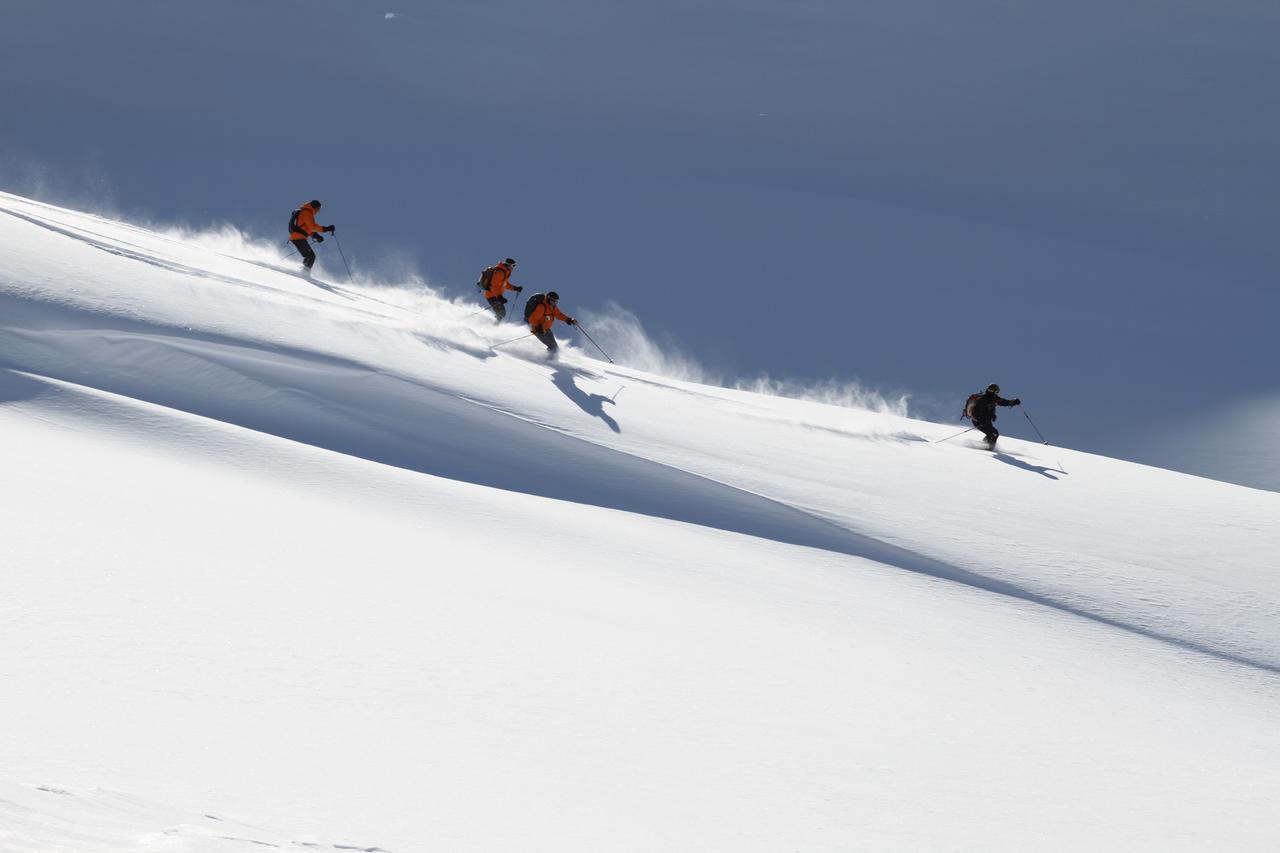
[987,383,1000,394]
[504,257,516,267]
[309,199,322,209]
[547,291,560,301]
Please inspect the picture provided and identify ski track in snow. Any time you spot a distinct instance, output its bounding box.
[2,191,1279,850]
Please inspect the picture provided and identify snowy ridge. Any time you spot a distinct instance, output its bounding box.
[1,191,1278,850]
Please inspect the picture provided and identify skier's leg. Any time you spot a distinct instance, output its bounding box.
[533,329,558,352]
[487,297,507,321]
[292,238,316,270]
[970,418,996,448]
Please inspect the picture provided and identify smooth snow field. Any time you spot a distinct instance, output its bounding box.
[1,191,1277,851]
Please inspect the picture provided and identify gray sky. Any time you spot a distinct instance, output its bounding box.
[3,0,1277,488]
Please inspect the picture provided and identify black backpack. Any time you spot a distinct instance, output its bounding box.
[288,207,304,235]
[476,265,498,292]
[523,292,547,322]
[963,392,982,420]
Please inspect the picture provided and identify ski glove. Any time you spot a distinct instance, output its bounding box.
[567,318,577,326]
[312,234,325,243]
[1012,398,1021,406]
[325,225,336,234]
[514,286,523,292]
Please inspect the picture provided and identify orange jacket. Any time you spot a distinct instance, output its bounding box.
[483,262,517,299]
[289,202,328,240]
[528,299,573,333]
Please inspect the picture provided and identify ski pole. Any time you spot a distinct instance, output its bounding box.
[280,242,299,260]
[509,291,523,323]
[490,332,534,350]
[332,234,355,284]
[1022,409,1050,444]
[1022,408,1068,474]
[574,323,614,363]
[933,426,975,444]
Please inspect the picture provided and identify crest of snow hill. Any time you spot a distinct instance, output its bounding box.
[1,191,1277,851]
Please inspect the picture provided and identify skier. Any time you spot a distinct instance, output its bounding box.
[964,383,1021,449]
[479,258,522,321]
[288,200,335,277]
[525,291,576,356]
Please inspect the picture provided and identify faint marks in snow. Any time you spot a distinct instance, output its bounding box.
[412,330,495,362]
[1,782,391,853]
[212,835,279,848]
[797,421,929,445]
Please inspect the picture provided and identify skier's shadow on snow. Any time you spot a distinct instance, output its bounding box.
[993,452,1065,479]
[551,367,621,433]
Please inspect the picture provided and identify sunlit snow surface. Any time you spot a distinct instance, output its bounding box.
[1,191,1277,851]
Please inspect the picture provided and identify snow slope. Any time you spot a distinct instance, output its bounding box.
[1,191,1277,851]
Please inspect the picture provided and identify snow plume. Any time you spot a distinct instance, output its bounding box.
[581,303,713,384]
[158,221,289,263]
[123,216,500,342]
[734,375,911,417]
[0,152,121,221]
[583,303,911,416]
[149,221,435,294]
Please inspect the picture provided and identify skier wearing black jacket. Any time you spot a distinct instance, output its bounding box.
[964,384,1021,449]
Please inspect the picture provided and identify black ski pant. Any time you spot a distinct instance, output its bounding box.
[487,295,508,321]
[532,328,558,351]
[291,237,316,269]
[973,418,999,446]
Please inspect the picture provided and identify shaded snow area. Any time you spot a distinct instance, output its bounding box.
[1,190,1277,851]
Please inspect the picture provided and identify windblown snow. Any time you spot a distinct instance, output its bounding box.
[1,191,1277,852]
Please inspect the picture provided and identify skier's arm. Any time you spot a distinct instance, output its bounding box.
[996,396,1020,407]
[494,267,518,294]
[298,207,329,236]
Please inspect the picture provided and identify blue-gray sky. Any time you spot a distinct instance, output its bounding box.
[3,0,1277,489]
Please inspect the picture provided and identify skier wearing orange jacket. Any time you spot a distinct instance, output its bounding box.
[526,291,575,354]
[479,258,522,321]
[288,200,334,277]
